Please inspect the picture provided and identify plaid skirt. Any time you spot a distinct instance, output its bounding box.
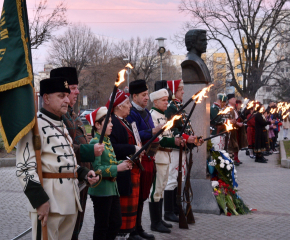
[118,166,140,234]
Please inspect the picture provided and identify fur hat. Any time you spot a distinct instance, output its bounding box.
[40,77,70,96]
[50,67,78,85]
[150,89,169,102]
[129,79,148,95]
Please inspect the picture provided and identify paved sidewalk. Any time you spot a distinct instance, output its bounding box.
[1,150,290,240]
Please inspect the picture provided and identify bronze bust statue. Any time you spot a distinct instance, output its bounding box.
[181,29,211,84]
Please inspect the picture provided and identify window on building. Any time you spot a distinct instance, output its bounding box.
[265,87,271,92]
[215,80,223,85]
[216,64,224,69]
[216,57,222,62]
[281,68,285,73]
[263,98,271,104]
[286,67,289,72]
[237,73,243,77]
[239,81,243,86]
[217,73,223,78]
[237,64,241,69]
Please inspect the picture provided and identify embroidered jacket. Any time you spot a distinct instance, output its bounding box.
[16,108,89,214]
[150,107,176,164]
[88,132,123,197]
[62,106,95,164]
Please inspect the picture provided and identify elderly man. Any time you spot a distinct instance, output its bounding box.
[50,67,104,240]
[149,88,183,233]
[126,80,163,240]
[16,77,99,240]
[210,93,227,150]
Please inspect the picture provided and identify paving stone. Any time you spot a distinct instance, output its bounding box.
[1,148,290,240]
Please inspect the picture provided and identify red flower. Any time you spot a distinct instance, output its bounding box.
[227,212,232,216]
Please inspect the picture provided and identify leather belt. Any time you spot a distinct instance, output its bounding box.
[102,177,117,182]
[158,147,172,152]
[42,172,78,179]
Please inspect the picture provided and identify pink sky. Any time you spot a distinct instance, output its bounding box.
[0,0,191,72]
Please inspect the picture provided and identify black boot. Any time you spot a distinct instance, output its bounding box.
[256,155,267,163]
[164,190,179,222]
[137,226,155,240]
[149,202,171,233]
[159,199,172,228]
[173,187,179,215]
[128,231,145,240]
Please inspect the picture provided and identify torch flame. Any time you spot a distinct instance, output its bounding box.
[115,63,134,87]
[191,84,214,103]
[125,63,134,69]
[218,106,233,115]
[254,103,260,111]
[259,106,265,113]
[270,108,276,114]
[283,112,290,119]
[247,101,255,109]
[163,115,182,131]
[224,119,234,132]
[116,69,126,87]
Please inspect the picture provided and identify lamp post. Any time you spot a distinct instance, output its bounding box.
[156,37,166,80]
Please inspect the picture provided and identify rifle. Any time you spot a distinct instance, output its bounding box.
[183,143,195,224]
[177,145,189,229]
[176,99,198,229]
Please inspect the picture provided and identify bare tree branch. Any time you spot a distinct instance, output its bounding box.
[29,0,68,49]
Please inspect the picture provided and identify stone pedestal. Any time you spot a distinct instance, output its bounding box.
[183,83,220,215]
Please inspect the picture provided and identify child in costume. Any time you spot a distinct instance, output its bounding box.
[86,107,133,240]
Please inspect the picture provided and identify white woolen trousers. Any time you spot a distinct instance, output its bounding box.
[149,163,170,202]
[164,150,186,191]
[30,211,78,240]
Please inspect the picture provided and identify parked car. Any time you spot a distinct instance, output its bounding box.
[80,109,94,125]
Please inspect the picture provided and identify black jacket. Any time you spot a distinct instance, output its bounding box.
[110,113,136,196]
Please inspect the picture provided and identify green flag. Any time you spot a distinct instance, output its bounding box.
[0,0,35,153]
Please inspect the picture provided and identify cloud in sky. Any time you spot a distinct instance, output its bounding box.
[0,0,192,71]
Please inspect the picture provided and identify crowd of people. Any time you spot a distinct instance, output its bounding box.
[16,69,204,240]
[210,95,288,165]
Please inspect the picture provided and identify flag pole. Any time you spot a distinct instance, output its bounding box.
[32,88,48,240]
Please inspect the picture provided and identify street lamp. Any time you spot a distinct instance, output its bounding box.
[156,37,167,80]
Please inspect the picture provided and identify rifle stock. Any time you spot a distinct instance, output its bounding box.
[177,145,188,229]
[184,145,195,224]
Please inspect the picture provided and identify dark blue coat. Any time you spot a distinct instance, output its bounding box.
[126,107,154,143]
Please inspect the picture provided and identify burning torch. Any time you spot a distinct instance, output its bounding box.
[99,63,133,144]
[203,120,234,141]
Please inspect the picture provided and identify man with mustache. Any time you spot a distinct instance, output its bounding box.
[16,77,99,240]
[50,67,105,240]
[126,80,163,240]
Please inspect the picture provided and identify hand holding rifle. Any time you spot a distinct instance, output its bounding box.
[37,201,50,227]
[174,136,184,147]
